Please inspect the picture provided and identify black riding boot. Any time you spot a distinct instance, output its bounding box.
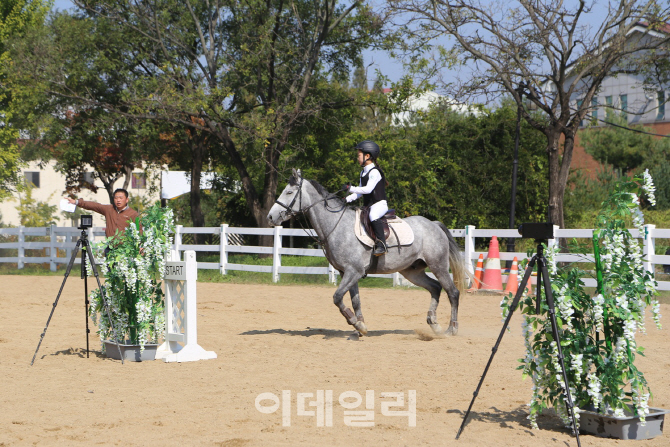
[370,220,387,256]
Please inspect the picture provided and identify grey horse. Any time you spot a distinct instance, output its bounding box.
[267,169,470,336]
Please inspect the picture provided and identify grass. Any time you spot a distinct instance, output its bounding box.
[0,263,62,276]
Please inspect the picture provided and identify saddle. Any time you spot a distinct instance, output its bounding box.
[360,206,397,241]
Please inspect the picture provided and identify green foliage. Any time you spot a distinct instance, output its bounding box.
[643,138,670,210]
[565,166,621,228]
[576,115,670,213]
[88,205,175,347]
[0,0,50,200]
[9,11,147,200]
[290,100,548,231]
[580,115,652,172]
[15,182,58,226]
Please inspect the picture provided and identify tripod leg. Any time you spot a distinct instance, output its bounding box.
[456,256,537,439]
[31,239,82,366]
[84,241,125,365]
[538,258,582,447]
[82,247,90,359]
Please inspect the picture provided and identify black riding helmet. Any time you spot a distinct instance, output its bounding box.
[355,140,380,159]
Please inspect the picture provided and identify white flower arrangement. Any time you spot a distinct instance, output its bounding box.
[88,205,175,350]
[502,171,662,429]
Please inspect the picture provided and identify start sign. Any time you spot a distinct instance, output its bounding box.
[164,261,186,280]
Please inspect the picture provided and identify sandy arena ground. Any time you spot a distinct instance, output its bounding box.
[1,275,669,446]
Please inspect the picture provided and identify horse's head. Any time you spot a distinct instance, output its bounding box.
[267,168,306,226]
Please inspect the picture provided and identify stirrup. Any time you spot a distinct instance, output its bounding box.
[373,240,387,256]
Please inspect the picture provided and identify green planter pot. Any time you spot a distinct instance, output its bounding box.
[579,407,670,440]
[103,340,158,362]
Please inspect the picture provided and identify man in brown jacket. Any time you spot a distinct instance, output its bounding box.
[66,189,140,243]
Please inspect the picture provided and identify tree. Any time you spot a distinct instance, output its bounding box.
[12,0,384,241]
[578,115,670,210]
[387,0,670,227]
[9,11,145,202]
[579,114,652,172]
[293,97,548,230]
[0,0,49,200]
[15,182,58,227]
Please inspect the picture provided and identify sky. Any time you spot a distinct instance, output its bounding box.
[50,0,406,88]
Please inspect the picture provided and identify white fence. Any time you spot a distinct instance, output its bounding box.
[0,225,106,270]
[2,224,670,290]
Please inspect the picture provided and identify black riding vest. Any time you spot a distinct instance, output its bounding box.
[360,166,386,207]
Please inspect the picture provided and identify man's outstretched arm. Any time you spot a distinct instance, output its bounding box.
[66,198,110,215]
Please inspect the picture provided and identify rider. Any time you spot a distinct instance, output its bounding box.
[343,140,389,256]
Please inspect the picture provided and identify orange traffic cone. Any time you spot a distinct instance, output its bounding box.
[504,257,520,294]
[504,257,533,295]
[480,236,503,292]
[467,253,484,292]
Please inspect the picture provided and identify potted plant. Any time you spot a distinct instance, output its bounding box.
[501,170,664,439]
[88,204,175,361]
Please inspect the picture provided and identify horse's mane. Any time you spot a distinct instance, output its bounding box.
[307,179,346,207]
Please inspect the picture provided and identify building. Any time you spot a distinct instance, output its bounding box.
[0,160,158,227]
[571,22,670,174]
[384,89,481,126]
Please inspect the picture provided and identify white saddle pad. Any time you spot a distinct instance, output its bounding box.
[354,209,414,248]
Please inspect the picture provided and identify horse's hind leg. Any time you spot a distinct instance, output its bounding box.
[399,268,445,335]
[348,282,368,335]
[429,265,460,336]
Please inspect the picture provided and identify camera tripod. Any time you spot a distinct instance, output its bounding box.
[456,241,581,446]
[31,227,124,365]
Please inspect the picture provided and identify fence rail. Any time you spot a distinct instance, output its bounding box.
[2,224,669,290]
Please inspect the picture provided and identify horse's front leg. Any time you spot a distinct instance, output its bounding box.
[348,282,367,335]
[333,270,365,333]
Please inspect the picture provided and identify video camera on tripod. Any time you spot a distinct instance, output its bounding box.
[31,214,124,365]
[457,222,582,446]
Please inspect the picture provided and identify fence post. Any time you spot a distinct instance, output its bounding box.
[66,229,73,264]
[643,224,656,275]
[328,263,337,285]
[174,224,183,255]
[393,272,400,287]
[50,224,57,272]
[272,225,282,283]
[219,224,229,275]
[464,225,476,276]
[548,225,561,250]
[17,225,25,269]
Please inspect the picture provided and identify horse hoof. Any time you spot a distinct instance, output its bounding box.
[429,323,444,335]
[444,325,458,336]
[354,320,368,335]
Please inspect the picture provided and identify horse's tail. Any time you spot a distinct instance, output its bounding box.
[433,221,473,293]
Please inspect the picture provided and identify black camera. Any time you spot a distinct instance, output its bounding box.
[79,215,93,229]
[518,222,554,240]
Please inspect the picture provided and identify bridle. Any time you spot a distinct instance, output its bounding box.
[273,177,306,220]
[274,177,346,219]
[273,177,348,250]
